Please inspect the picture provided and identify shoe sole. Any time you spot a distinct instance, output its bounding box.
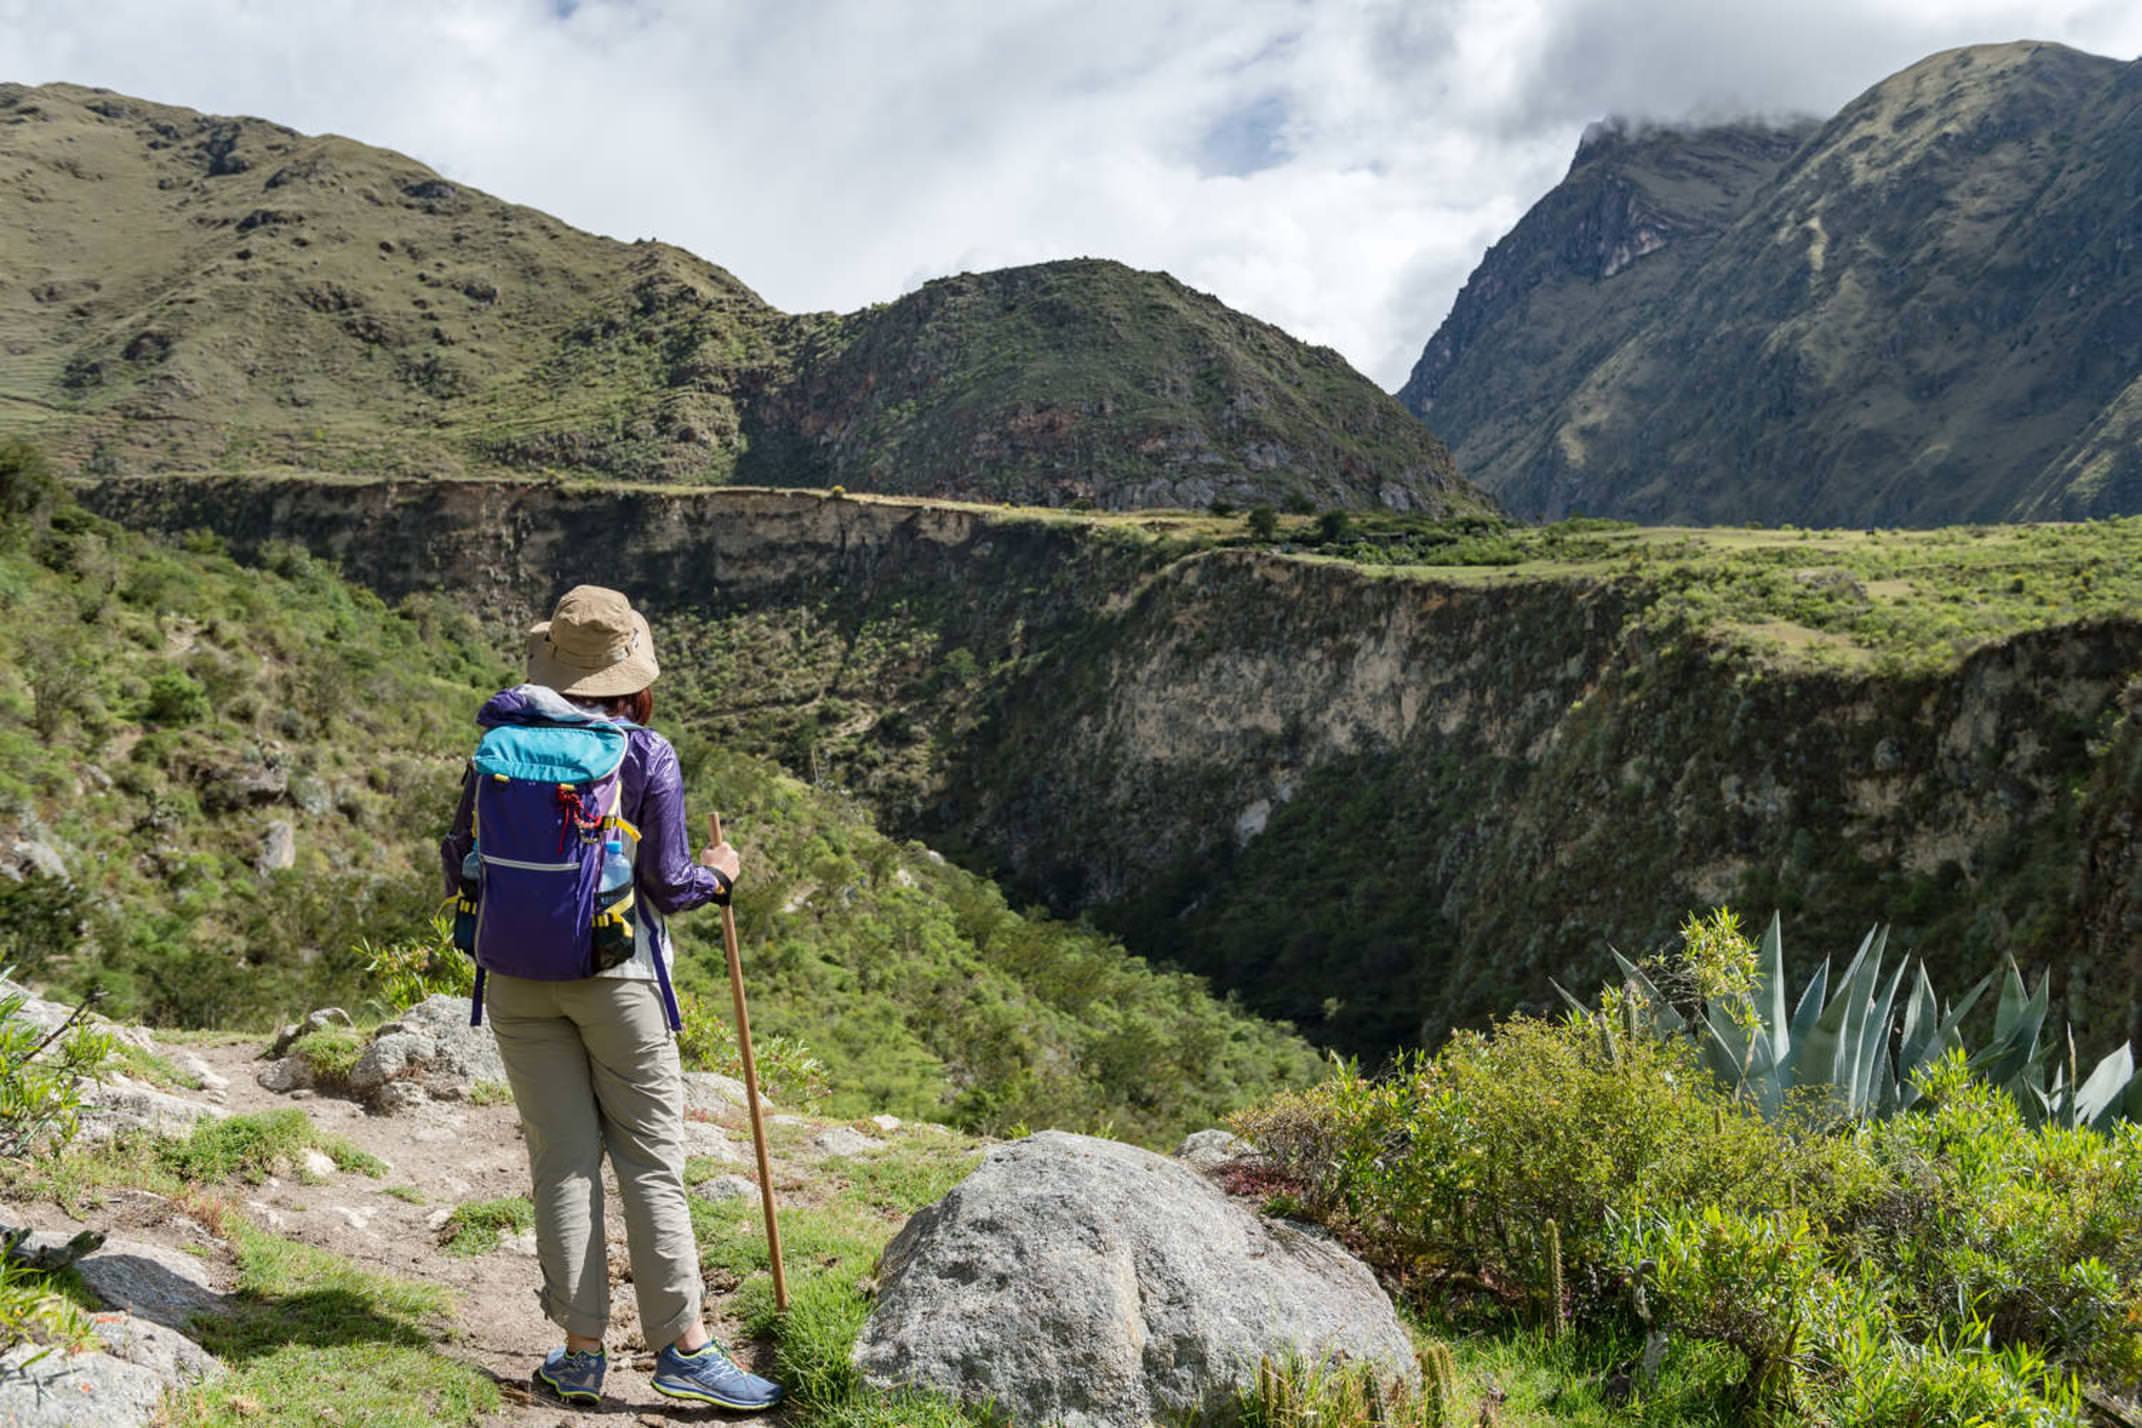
[650,1377,782,1411]
[534,1367,602,1405]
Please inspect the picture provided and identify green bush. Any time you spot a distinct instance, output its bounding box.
[1246,505,1279,541]
[141,670,210,726]
[1237,1014,1789,1305]
[0,977,114,1159]
[360,913,472,1013]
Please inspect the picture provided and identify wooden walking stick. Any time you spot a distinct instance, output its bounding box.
[709,812,788,1312]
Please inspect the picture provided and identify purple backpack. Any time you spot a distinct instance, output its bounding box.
[455,711,644,1024]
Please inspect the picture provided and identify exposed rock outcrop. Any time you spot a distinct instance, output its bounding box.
[853,1131,1415,1428]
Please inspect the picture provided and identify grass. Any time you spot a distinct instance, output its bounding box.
[688,1134,985,1422]
[438,1195,534,1257]
[465,1079,512,1107]
[160,1110,387,1184]
[0,1111,380,1211]
[172,1218,497,1428]
[381,1184,425,1205]
[111,1039,203,1090]
[286,1025,364,1089]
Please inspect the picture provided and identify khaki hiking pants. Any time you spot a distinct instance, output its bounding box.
[484,973,701,1349]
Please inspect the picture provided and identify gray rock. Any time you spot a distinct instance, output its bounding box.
[854,1131,1416,1428]
[89,1313,224,1390]
[300,1148,338,1180]
[346,995,501,1103]
[268,1007,353,1058]
[375,1082,430,1116]
[255,819,296,875]
[255,1057,313,1095]
[682,1071,770,1115]
[681,1121,748,1163]
[171,1052,229,1094]
[7,839,68,883]
[691,1174,757,1202]
[0,1341,166,1426]
[812,1126,882,1158]
[74,1081,226,1145]
[71,1238,229,1333]
[288,774,332,816]
[1174,1128,1254,1173]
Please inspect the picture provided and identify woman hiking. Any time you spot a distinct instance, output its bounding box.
[440,584,783,1412]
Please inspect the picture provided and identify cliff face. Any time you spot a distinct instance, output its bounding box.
[89,478,2142,1055]
[1404,42,2142,527]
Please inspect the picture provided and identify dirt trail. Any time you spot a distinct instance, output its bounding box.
[20,1036,797,1426]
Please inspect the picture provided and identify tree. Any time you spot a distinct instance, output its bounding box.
[1246,505,1279,541]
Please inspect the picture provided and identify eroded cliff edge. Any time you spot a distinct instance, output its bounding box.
[88,477,2142,1054]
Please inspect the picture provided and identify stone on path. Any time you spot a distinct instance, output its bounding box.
[690,1174,757,1202]
[346,994,504,1104]
[811,1126,881,1157]
[854,1131,1417,1428]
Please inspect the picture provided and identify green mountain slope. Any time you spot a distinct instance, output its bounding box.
[1403,41,2142,526]
[766,260,1486,514]
[0,82,1482,516]
[0,448,1317,1141]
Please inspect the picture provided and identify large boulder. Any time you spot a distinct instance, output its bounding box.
[346,994,503,1104]
[853,1131,1417,1428]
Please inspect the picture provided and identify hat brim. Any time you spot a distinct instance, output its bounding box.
[524,611,660,698]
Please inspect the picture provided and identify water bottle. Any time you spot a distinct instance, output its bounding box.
[600,839,632,895]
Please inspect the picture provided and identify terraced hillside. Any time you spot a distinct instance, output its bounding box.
[0,82,1483,515]
[1402,41,2142,527]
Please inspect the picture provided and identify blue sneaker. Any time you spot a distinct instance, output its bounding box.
[651,1340,784,1410]
[534,1346,606,1405]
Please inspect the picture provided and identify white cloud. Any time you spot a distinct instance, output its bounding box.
[4,0,2138,387]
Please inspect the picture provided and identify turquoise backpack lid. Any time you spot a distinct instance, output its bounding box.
[473,722,628,784]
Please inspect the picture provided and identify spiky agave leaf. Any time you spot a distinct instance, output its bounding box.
[2073,1043,2135,1133]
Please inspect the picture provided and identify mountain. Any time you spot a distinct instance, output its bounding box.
[1401,42,2142,527]
[1396,118,1818,487]
[0,82,1484,516]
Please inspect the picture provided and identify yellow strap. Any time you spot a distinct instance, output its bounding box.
[611,816,640,842]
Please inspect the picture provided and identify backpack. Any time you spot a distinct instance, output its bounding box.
[450,712,679,1030]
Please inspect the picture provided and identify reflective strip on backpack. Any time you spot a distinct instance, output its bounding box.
[481,853,584,872]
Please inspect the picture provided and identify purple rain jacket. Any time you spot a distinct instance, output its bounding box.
[439,684,731,921]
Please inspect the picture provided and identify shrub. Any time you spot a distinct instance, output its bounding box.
[361,913,472,1012]
[1315,510,1354,545]
[0,977,114,1159]
[1238,1015,1790,1307]
[1246,505,1279,541]
[675,988,831,1110]
[141,670,210,726]
[0,440,60,533]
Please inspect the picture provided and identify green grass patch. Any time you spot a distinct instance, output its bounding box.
[465,1079,511,1107]
[159,1109,385,1184]
[111,1040,204,1091]
[381,1184,425,1205]
[286,1025,365,1089]
[173,1217,496,1427]
[438,1195,533,1256]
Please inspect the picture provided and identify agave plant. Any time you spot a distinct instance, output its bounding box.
[1560,913,2142,1129]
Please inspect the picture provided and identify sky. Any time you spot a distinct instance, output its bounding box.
[3,1,2139,389]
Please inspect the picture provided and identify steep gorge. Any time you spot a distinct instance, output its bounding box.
[89,477,2142,1060]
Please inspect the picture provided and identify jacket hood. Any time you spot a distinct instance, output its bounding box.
[477,683,623,730]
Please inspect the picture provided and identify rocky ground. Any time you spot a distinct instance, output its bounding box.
[0,989,943,1426]
[0,986,1414,1428]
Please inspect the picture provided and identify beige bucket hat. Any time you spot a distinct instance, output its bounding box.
[524,585,660,698]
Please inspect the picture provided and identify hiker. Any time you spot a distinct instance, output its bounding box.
[440,585,783,1412]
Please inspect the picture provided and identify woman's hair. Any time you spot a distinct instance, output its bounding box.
[582,688,654,726]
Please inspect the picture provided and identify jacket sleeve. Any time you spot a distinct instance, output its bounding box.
[439,766,476,899]
[636,735,732,915]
